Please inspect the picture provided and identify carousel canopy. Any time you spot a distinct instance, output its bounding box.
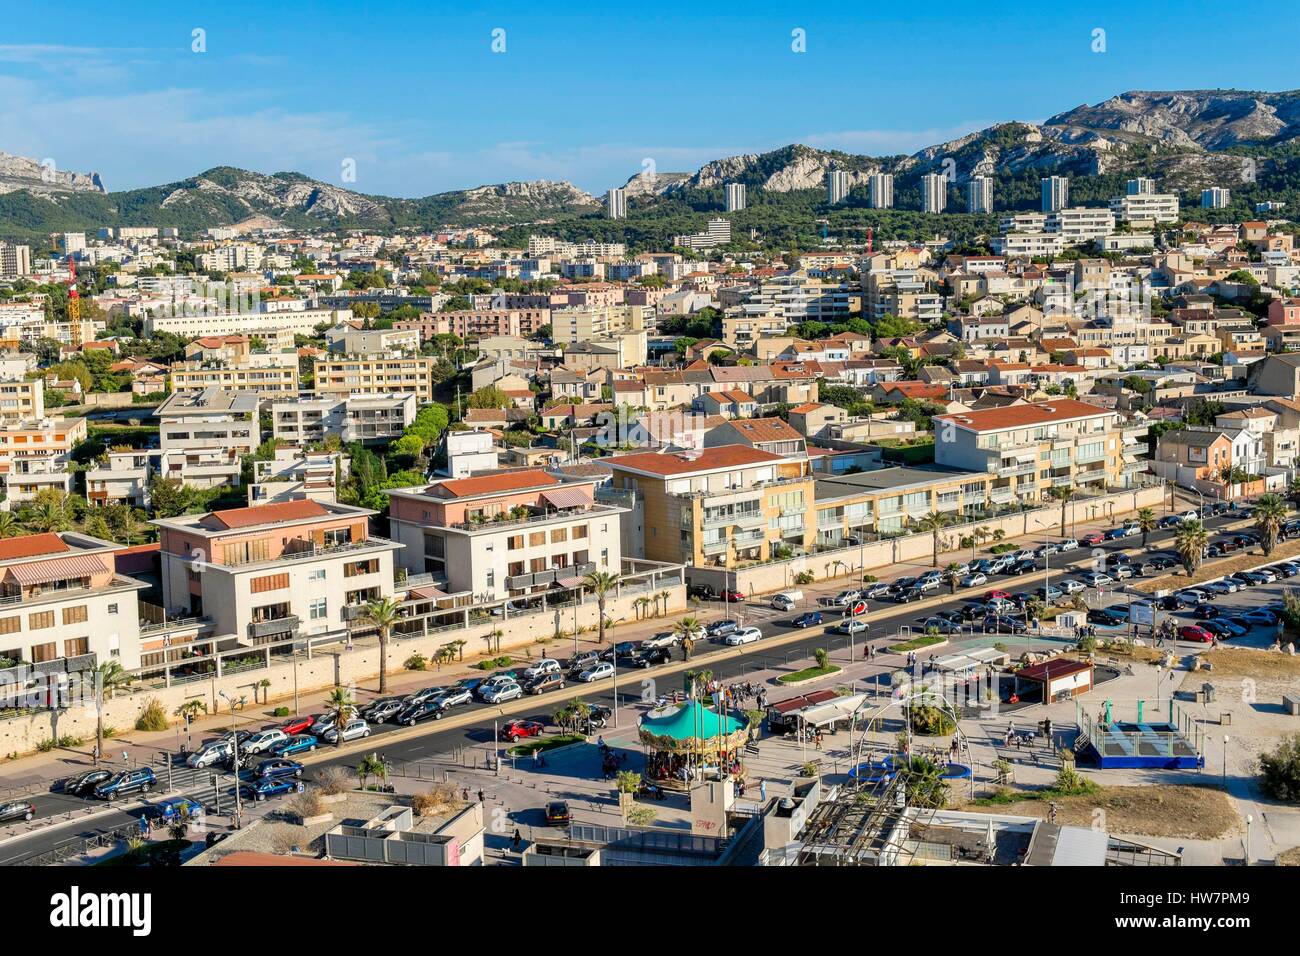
[639,700,744,741]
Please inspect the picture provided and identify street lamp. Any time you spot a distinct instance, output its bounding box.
[1222,735,1229,788]
[1245,813,1253,865]
[219,691,244,829]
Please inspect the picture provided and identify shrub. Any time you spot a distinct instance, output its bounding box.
[1053,761,1100,796]
[412,782,462,817]
[1258,733,1300,801]
[800,760,820,777]
[626,805,656,827]
[316,766,350,796]
[861,574,878,583]
[405,654,428,671]
[814,648,829,670]
[906,703,956,736]
[36,738,56,752]
[134,697,168,732]
[286,789,325,820]
[272,706,291,718]
[794,570,815,585]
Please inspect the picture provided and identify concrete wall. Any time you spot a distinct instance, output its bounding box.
[689,485,1164,597]
[0,582,683,758]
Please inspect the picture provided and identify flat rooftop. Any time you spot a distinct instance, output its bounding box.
[156,386,259,416]
[814,465,983,502]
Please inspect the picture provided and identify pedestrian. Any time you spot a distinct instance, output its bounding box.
[1048,801,1059,824]
[533,748,541,767]
[759,779,768,803]
[863,644,870,661]
[511,827,522,852]
[477,789,485,804]
[1043,717,1053,742]
[814,729,823,750]
[91,744,100,766]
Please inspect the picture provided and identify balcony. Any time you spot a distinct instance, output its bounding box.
[248,615,300,639]
[703,508,764,529]
[1050,475,1074,487]
[1076,451,1107,465]
[448,503,619,533]
[701,538,728,555]
[1122,460,1151,475]
[996,462,1037,478]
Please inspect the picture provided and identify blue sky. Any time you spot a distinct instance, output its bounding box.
[1,0,1295,198]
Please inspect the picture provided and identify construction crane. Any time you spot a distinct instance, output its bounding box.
[65,255,84,348]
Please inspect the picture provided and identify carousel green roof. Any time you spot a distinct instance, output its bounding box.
[639,700,744,741]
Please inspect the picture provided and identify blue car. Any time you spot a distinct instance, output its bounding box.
[147,796,203,824]
[239,777,304,802]
[791,611,823,628]
[268,733,317,756]
[251,758,304,780]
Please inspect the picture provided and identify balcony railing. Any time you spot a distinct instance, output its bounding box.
[448,503,616,533]
[248,615,300,639]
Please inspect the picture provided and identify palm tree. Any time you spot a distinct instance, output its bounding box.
[582,570,618,645]
[1048,486,1074,538]
[944,562,964,594]
[1254,493,1287,556]
[1136,507,1157,549]
[1174,520,1209,577]
[658,590,671,617]
[324,686,356,749]
[1289,475,1300,508]
[634,596,651,620]
[356,752,386,790]
[912,512,950,567]
[0,512,18,538]
[93,661,132,760]
[363,597,403,694]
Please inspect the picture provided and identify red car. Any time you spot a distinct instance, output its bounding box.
[984,589,1012,601]
[499,719,545,742]
[280,714,315,736]
[719,589,745,603]
[1081,532,1106,547]
[1179,625,1214,644]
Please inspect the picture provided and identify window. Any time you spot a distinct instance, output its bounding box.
[250,573,289,594]
[307,569,326,583]
[572,525,587,540]
[63,637,89,657]
[222,538,270,566]
[507,535,524,550]
[0,616,18,635]
[528,531,546,548]
[485,570,495,589]
[28,611,54,630]
[344,559,379,578]
[308,598,327,621]
[30,641,56,663]
[62,606,88,626]
[107,603,118,615]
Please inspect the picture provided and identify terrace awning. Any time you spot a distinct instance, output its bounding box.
[541,486,591,510]
[6,554,110,586]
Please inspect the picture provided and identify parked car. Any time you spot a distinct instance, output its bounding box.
[706,619,739,639]
[403,685,446,707]
[921,616,963,634]
[834,619,868,636]
[960,572,988,588]
[1140,556,1177,575]
[1201,581,1236,596]
[1240,570,1276,585]
[599,641,640,662]
[1178,625,1214,644]
[279,715,315,736]
[1058,579,1086,595]
[186,741,232,769]
[0,800,35,822]
[59,769,113,796]
[93,767,157,801]
[525,671,568,694]
[1112,565,1137,581]
[860,582,892,600]
[631,647,672,669]
[360,697,406,723]
[984,616,1027,634]
[523,659,561,679]
[268,734,318,756]
[1036,584,1064,602]
[724,626,763,646]
[240,777,304,802]
[499,720,544,742]
[832,589,862,606]
[1008,559,1037,576]
[791,610,823,628]
[308,715,339,738]
[1080,532,1106,546]
[146,796,203,824]
[893,587,925,603]
[565,652,601,675]
[251,758,304,780]
[1239,608,1280,626]
[545,800,571,827]
[1088,607,1129,627]
[1174,589,1209,606]
[1058,539,1080,552]
[770,591,801,612]
[432,687,474,710]
[396,699,445,726]
[1080,572,1114,588]
[322,719,370,744]
[578,662,615,683]
[474,675,518,700]
[718,589,746,603]
[686,584,717,600]
[481,681,523,704]
[641,631,681,650]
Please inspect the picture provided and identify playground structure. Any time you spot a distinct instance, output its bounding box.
[1076,697,1204,770]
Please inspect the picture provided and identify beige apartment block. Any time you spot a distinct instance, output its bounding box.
[313,354,435,404]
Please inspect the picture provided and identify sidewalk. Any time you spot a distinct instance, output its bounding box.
[0,487,1217,795]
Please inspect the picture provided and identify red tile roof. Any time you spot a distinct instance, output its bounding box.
[606,444,786,477]
[935,398,1113,433]
[431,469,559,498]
[0,533,72,562]
[205,499,330,530]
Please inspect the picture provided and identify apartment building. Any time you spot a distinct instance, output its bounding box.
[0,242,32,278]
[1109,193,1180,223]
[248,449,346,506]
[1047,208,1116,245]
[143,307,350,338]
[1202,187,1231,209]
[725,183,747,212]
[271,393,417,446]
[325,326,420,355]
[1041,176,1069,213]
[387,470,625,601]
[0,415,86,505]
[933,399,1148,502]
[168,352,300,398]
[0,532,147,670]
[154,388,257,489]
[921,173,946,213]
[313,354,435,404]
[868,173,894,209]
[604,445,815,569]
[397,309,550,341]
[154,499,400,643]
[827,170,850,205]
[0,378,44,421]
[85,449,162,507]
[812,466,997,544]
[967,176,994,214]
[865,272,943,322]
[549,305,648,345]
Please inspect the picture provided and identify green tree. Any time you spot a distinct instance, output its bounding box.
[1048,486,1074,538]
[1254,493,1287,556]
[1174,520,1209,576]
[582,570,618,645]
[363,597,403,694]
[93,660,133,760]
[1136,507,1157,549]
[324,686,357,749]
[912,511,950,567]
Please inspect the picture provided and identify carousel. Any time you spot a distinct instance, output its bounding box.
[638,699,750,787]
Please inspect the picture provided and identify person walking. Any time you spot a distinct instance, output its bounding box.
[759,779,768,803]
[477,788,485,804]
[511,827,523,853]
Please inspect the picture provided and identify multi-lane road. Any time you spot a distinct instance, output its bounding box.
[0,504,1275,864]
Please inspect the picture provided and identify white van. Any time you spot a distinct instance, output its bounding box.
[770,590,803,611]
